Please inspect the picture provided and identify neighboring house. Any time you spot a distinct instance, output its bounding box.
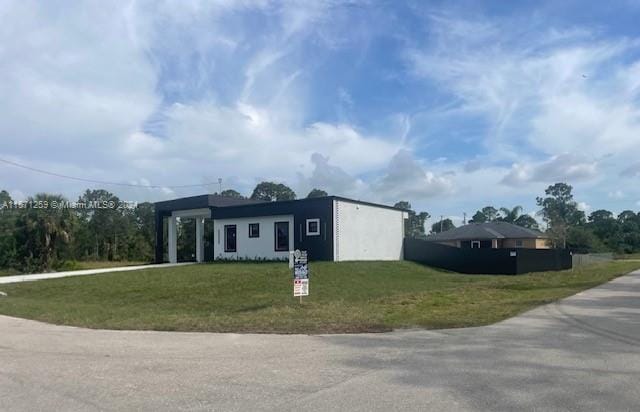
[154,195,408,263]
[424,221,550,249]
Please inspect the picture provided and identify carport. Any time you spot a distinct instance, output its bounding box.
[154,195,264,264]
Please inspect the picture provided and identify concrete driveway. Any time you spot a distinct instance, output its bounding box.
[1,270,639,411]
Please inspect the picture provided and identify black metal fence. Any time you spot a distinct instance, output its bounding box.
[403,238,572,275]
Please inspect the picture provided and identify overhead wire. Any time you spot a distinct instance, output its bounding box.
[0,157,219,189]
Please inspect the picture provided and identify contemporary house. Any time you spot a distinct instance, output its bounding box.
[154,195,408,263]
[424,221,550,249]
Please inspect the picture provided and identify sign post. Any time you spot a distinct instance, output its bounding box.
[292,249,309,303]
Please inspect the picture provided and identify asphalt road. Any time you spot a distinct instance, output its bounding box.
[1,270,639,411]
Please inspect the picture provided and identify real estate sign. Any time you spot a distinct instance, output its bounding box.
[293,250,309,297]
[293,279,309,297]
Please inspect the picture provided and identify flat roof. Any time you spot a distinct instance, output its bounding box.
[154,194,265,212]
[155,194,405,213]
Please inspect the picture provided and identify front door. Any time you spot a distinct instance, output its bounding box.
[224,225,237,252]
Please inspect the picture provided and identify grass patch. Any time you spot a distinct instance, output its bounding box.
[0,260,638,334]
[0,268,20,277]
[615,253,640,260]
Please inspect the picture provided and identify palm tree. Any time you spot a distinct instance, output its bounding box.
[499,206,523,224]
[15,193,74,271]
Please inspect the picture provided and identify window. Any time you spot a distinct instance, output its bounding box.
[471,240,480,249]
[249,223,260,238]
[515,239,523,248]
[274,221,289,251]
[306,218,320,236]
[224,225,236,252]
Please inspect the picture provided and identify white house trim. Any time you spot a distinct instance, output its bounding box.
[171,208,212,218]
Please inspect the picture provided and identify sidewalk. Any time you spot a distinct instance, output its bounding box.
[0,262,194,284]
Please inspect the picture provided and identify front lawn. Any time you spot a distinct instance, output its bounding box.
[616,253,640,260]
[0,260,637,333]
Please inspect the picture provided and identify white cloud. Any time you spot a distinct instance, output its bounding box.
[608,190,626,199]
[622,162,640,177]
[406,14,640,165]
[1,1,639,218]
[501,154,598,186]
[501,163,533,187]
[9,190,26,202]
[295,153,364,198]
[373,150,455,201]
[1,1,403,200]
[0,2,159,166]
[141,101,401,184]
[577,201,591,212]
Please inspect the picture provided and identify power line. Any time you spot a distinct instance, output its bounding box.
[0,157,220,189]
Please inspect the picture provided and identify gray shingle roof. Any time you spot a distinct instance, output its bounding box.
[425,221,547,241]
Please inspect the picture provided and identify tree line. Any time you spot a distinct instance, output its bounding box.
[397,182,640,254]
[0,183,328,273]
[1,181,638,273]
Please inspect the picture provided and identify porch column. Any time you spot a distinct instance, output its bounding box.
[195,217,204,263]
[492,239,498,249]
[168,216,177,263]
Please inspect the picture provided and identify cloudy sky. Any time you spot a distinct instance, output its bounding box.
[1,0,640,225]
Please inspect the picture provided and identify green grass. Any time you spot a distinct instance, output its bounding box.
[0,268,20,277]
[0,260,638,334]
[615,253,640,260]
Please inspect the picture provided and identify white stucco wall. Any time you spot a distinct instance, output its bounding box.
[333,200,407,261]
[213,215,294,260]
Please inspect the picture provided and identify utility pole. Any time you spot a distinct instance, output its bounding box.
[218,178,222,194]
[440,215,444,233]
[463,212,467,225]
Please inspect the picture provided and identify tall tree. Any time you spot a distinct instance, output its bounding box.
[567,226,608,253]
[14,193,74,271]
[536,183,585,248]
[250,182,297,201]
[431,218,455,234]
[514,214,539,230]
[469,206,499,223]
[615,210,640,253]
[130,202,155,261]
[394,201,430,238]
[76,189,125,260]
[306,188,328,198]
[588,210,618,242]
[617,210,637,224]
[0,190,17,268]
[220,189,244,198]
[0,190,11,207]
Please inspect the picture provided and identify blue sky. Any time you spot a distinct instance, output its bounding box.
[1,0,640,226]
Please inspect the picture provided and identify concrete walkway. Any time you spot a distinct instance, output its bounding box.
[0,262,194,284]
[1,269,639,411]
